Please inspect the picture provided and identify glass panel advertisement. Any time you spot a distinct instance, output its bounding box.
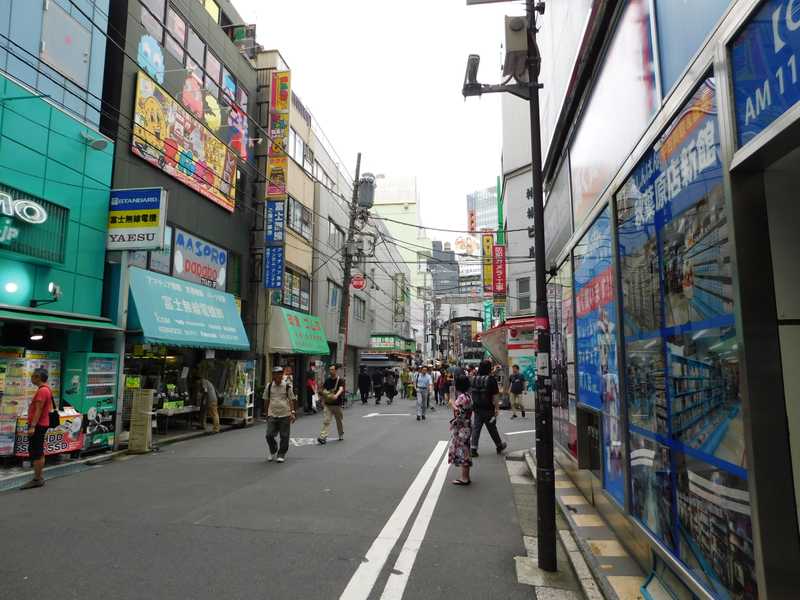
[616,78,755,599]
[574,207,624,505]
[550,259,577,459]
[131,71,238,212]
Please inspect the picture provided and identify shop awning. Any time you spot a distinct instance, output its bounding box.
[0,308,120,331]
[267,306,330,355]
[127,267,250,351]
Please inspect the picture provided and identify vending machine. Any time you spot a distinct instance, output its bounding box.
[63,353,119,450]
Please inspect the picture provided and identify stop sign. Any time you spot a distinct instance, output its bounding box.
[351,273,366,290]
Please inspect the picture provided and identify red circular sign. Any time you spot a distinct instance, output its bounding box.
[351,274,366,290]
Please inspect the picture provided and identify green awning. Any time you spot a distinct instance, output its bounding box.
[269,307,330,355]
[0,308,120,331]
[127,267,250,351]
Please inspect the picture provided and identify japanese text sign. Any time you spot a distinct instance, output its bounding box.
[107,187,167,250]
[492,244,507,295]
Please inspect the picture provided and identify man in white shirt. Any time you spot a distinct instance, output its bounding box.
[415,366,433,421]
[263,366,296,463]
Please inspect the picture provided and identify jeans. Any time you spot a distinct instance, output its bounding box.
[320,404,344,439]
[416,390,430,417]
[471,409,503,451]
[266,416,291,456]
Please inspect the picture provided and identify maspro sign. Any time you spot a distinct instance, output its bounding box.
[173,228,227,289]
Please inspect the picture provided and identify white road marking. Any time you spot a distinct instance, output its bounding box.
[193,514,212,525]
[339,441,448,600]
[505,429,535,436]
[290,437,319,446]
[362,413,411,418]
[379,449,450,600]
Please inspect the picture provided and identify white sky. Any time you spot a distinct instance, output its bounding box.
[235,0,522,243]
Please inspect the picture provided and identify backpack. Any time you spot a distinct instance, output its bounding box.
[471,375,494,410]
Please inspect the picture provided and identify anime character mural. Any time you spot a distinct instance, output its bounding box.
[137,35,165,84]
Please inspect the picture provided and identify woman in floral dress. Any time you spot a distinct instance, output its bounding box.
[448,375,473,485]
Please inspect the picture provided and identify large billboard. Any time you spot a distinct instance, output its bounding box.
[131,72,237,212]
[481,231,494,294]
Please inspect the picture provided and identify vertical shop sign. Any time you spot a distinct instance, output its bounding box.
[616,78,754,598]
[266,71,291,200]
[730,0,800,146]
[483,299,493,331]
[264,245,284,289]
[574,206,623,506]
[265,200,286,242]
[481,231,494,294]
[492,244,507,295]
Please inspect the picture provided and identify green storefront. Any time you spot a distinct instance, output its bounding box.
[0,74,117,459]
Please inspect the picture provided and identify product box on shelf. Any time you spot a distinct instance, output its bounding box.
[14,409,85,457]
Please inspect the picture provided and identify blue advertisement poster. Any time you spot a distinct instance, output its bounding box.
[265,200,285,243]
[616,78,756,599]
[730,0,800,146]
[263,246,284,289]
[574,207,623,506]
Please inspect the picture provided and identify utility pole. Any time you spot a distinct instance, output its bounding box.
[337,153,361,375]
[525,0,556,573]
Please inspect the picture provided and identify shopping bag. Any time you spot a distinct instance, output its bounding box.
[312,393,320,412]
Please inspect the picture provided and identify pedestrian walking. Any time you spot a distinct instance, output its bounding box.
[408,367,418,400]
[304,369,318,414]
[470,360,507,457]
[358,367,371,405]
[318,364,345,444]
[415,365,433,421]
[264,367,296,463]
[199,375,221,433]
[431,367,441,405]
[400,366,410,399]
[384,369,397,405]
[435,367,448,406]
[19,368,54,490]
[371,369,384,405]
[508,364,526,418]
[449,374,474,486]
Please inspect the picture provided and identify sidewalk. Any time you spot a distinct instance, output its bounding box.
[521,451,648,600]
[506,450,599,599]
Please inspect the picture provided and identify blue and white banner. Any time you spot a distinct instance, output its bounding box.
[265,200,285,243]
[264,246,284,289]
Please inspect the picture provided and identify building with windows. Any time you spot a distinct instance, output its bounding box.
[500,1,800,597]
[371,174,431,349]
[466,186,498,233]
[0,0,119,457]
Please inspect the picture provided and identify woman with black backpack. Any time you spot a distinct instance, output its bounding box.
[470,360,508,458]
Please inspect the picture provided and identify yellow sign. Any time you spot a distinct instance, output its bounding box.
[482,232,494,294]
[267,71,291,200]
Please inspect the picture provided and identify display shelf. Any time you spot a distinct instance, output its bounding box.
[674,401,724,436]
[673,387,714,398]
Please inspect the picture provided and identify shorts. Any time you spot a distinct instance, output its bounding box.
[29,425,48,460]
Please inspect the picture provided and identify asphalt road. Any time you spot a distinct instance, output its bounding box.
[0,397,538,600]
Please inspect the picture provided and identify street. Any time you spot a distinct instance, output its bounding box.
[0,401,537,600]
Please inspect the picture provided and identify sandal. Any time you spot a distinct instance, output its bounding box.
[452,479,471,486]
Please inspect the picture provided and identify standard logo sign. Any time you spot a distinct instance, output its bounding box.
[107,188,167,250]
[173,228,227,289]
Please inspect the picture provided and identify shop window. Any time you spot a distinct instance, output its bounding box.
[185,56,203,82]
[517,277,530,311]
[287,197,312,241]
[186,27,205,64]
[327,280,341,309]
[574,206,623,506]
[204,76,219,99]
[205,51,221,84]
[288,128,297,161]
[615,77,753,597]
[291,129,304,165]
[41,1,91,88]
[353,296,366,321]
[283,267,310,312]
[304,146,315,174]
[221,68,236,100]
[550,260,577,460]
[238,87,249,110]
[142,0,166,19]
[164,7,186,62]
[140,6,164,42]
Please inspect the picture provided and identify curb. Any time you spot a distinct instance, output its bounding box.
[523,451,608,600]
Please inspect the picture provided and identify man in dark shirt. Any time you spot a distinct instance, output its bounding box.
[358,367,371,405]
[318,364,345,444]
[470,360,507,457]
[371,369,384,405]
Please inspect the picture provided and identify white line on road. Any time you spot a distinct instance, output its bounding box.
[339,441,448,600]
[505,429,535,436]
[363,413,411,418]
[379,448,451,600]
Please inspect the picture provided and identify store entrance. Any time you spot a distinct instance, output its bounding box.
[763,147,800,535]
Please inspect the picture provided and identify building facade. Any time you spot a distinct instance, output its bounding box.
[467,186,498,233]
[501,1,800,598]
[0,0,119,457]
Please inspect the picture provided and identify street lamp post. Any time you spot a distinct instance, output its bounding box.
[462,0,556,572]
